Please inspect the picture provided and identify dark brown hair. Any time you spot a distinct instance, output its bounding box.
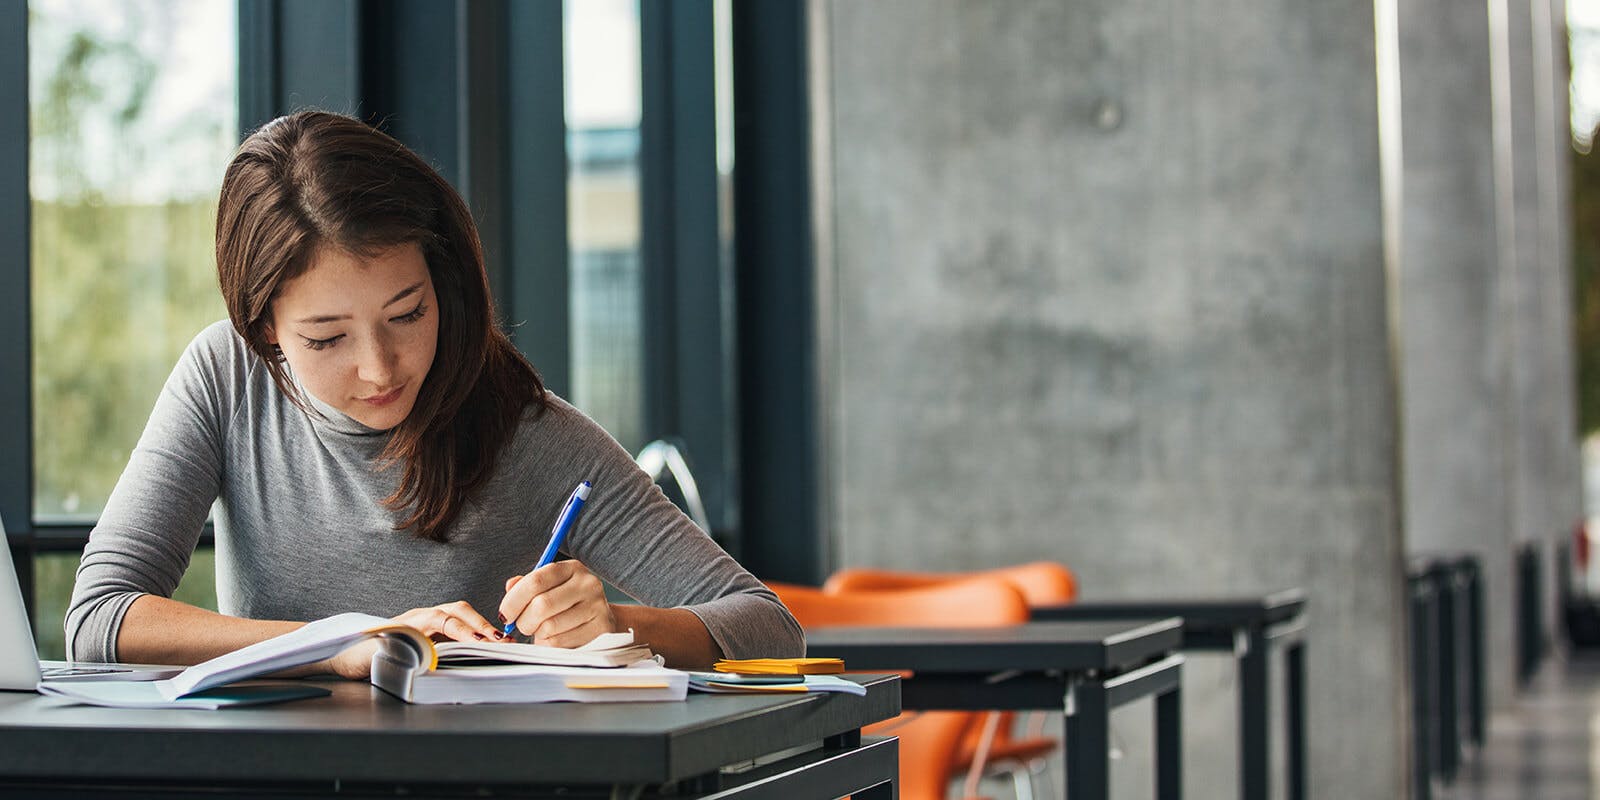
[215,110,546,541]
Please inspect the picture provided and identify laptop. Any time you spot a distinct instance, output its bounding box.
[0,517,182,690]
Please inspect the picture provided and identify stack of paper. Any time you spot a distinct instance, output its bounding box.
[713,657,845,675]
[382,655,686,705]
[687,672,865,696]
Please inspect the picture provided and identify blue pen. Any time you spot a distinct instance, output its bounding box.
[503,481,592,637]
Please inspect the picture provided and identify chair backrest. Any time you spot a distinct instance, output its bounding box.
[822,561,1078,606]
[772,577,1032,629]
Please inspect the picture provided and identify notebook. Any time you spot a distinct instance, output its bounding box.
[151,612,686,706]
[0,516,182,690]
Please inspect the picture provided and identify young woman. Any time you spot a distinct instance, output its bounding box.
[65,110,803,677]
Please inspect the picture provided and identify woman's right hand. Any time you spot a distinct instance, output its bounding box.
[322,601,503,680]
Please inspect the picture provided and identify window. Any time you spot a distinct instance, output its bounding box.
[2,1,753,656]
[27,0,234,654]
[565,0,646,454]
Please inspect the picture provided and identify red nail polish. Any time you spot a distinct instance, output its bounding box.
[474,633,487,641]
[497,612,507,623]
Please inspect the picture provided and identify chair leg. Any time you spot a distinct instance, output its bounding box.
[1027,758,1051,800]
[964,712,1003,799]
[1009,761,1035,800]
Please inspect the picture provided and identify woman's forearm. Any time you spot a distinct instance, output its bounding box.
[117,594,325,675]
[610,604,722,670]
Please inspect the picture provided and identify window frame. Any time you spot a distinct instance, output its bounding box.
[2,0,34,615]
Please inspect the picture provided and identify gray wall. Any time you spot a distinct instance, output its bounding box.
[812,1,1410,797]
[1396,0,1515,710]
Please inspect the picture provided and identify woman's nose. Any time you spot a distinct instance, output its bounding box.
[356,334,398,386]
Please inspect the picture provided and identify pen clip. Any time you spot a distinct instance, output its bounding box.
[554,485,582,531]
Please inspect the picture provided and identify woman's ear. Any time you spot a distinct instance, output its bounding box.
[264,323,278,346]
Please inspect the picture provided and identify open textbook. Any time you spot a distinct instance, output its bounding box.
[41,612,684,708]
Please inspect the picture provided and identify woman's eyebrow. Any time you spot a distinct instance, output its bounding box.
[384,281,425,307]
[295,282,425,324]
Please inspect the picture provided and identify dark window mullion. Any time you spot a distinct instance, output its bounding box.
[2,0,34,615]
[732,1,820,583]
[504,0,569,394]
[640,0,733,544]
[640,0,680,438]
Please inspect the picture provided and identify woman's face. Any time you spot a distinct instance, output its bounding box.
[266,242,440,431]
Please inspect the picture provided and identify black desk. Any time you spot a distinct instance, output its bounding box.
[807,618,1184,800]
[0,675,900,798]
[1031,590,1307,800]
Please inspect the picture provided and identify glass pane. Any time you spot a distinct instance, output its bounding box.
[33,549,217,659]
[29,0,236,522]
[564,0,644,453]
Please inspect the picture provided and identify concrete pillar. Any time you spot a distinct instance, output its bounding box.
[1531,0,1583,600]
[1492,0,1583,655]
[1394,0,1515,711]
[812,1,1408,797]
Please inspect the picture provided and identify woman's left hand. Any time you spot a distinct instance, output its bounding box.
[498,559,619,648]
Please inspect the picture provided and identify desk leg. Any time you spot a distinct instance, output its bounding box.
[1467,569,1487,747]
[1239,628,1270,800]
[1437,579,1460,782]
[855,781,897,799]
[1155,681,1183,800]
[1066,677,1111,800]
[1286,640,1306,800]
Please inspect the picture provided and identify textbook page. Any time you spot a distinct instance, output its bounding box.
[157,613,433,700]
[435,630,653,668]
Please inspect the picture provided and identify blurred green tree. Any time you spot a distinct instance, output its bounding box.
[1574,141,1600,437]
[27,0,232,654]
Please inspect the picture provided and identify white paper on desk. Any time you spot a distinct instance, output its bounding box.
[39,680,330,709]
[686,675,866,696]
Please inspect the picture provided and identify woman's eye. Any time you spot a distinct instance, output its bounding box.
[300,335,343,351]
[393,302,428,324]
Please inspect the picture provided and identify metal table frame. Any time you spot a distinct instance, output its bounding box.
[1032,590,1307,800]
[807,617,1186,800]
[1408,552,1488,800]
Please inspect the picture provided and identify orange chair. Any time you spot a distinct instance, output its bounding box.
[770,578,1031,800]
[823,562,1078,800]
[822,561,1077,606]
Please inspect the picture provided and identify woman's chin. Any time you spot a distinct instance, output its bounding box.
[346,400,413,431]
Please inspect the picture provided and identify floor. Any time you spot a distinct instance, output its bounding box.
[1440,652,1600,800]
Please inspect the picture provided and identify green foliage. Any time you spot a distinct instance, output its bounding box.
[1575,143,1600,437]
[32,198,225,518]
[33,549,217,660]
[29,0,228,518]
[26,0,229,653]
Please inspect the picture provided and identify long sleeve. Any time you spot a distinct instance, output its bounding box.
[534,398,806,660]
[65,322,237,661]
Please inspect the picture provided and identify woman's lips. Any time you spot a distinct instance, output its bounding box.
[360,385,404,407]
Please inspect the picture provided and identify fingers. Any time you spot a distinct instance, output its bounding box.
[399,601,501,643]
[499,562,572,623]
[497,561,576,631]
[500,561,612,644]
[529,604,606,648]
[438,600,499,640]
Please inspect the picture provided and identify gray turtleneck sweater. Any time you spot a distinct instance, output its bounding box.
[66,320,803,663]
